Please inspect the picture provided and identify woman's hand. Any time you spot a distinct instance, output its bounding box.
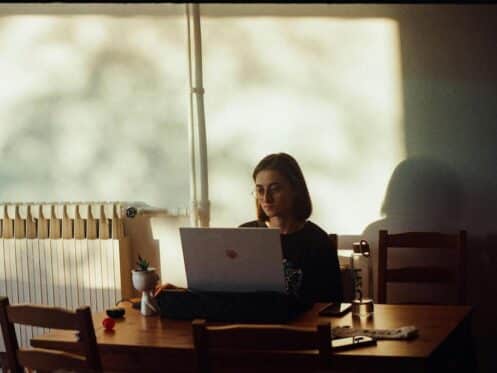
[153,282,185,297]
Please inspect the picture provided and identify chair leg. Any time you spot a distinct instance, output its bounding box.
[0,352,6,368]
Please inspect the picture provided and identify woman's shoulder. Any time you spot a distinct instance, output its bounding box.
[302,221,338,261]
[239,220,266,228]
[303,220,329,237]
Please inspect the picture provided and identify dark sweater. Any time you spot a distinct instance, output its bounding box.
[239,220,343,303]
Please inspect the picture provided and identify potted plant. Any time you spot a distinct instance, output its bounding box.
[131,255,159,316]
[135,255,151,271]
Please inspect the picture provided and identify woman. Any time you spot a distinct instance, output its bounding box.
[240,152,342,304]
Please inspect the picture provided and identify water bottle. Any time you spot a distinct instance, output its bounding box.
[351,240,374,317]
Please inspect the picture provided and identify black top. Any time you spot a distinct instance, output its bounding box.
[239,220,343,304]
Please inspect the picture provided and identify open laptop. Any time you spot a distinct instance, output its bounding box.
[179,227,286,293]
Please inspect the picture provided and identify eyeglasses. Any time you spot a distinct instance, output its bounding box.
[251,184,284,200]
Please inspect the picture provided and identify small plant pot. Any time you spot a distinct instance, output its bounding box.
[132,268,159,291]
[131,268,159,316]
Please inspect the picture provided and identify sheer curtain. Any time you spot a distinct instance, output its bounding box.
[0,6,189,211]
[201,5,405,234]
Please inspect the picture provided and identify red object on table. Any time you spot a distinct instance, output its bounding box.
[102,317,115,331]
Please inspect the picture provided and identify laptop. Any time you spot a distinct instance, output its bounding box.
[179,227,286,293]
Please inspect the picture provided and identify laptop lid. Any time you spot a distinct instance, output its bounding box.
[179,227,286,293]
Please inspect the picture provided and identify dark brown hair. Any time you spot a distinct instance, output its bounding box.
[252,153,312,222]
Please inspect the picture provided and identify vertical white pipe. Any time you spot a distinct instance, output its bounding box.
[185,4,198,227]
[191,3,210,227]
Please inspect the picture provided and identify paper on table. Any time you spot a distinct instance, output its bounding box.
[332,325,419,340]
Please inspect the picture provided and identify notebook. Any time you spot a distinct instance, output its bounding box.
[179,227,286,293]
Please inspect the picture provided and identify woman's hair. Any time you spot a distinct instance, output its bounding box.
[252,153,312,222]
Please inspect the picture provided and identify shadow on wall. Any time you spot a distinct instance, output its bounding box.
[361,156,495,372]
[361,156,466,304]
[365,156,464,233]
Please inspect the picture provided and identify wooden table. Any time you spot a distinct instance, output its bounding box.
[30,303,475,373]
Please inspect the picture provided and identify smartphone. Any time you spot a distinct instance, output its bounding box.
[332,336,377,351]
[318,302,352,317]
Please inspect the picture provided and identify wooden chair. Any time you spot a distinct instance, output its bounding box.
[192,319,332,373]
[0,296,102,373]
[0,351,8,371]
[329,233,338,253]
[377,230,467,305]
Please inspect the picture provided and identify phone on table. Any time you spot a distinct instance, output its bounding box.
[318,302,352,317]
[332,336,377,351]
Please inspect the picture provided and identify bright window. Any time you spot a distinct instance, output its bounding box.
[0,5,406,234]
[202,15,405,233]
[0,8,189,210]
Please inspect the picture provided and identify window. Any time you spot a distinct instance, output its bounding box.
[0,5,189,210]
[202,9,405,233]
[1,4,406,234]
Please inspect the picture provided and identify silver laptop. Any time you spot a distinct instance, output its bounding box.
[179,227,286,293]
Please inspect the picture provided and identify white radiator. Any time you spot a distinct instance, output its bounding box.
[0,202,133,350]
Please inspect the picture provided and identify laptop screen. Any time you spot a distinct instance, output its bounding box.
[179,227,286,293]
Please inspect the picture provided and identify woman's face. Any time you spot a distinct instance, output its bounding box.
[254,169,296,220]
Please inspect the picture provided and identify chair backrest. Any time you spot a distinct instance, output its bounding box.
[0,296,102,373]
[329,233,338,253]
[377,230,467,305]
[192,319,332,373]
